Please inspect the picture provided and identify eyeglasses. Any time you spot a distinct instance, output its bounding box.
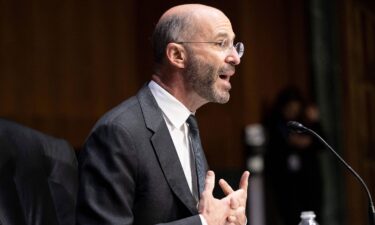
[176,40,244,58]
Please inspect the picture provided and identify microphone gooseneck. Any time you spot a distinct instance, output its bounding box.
[287,121,375,225]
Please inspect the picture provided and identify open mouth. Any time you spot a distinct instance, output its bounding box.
[219,74,229,80]
[218,74,232,90]
[218,67,235,81]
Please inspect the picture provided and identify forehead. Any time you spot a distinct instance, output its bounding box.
[192,9,235,40]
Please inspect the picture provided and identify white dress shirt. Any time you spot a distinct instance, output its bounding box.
[149,81,246,225]
[149,81,195,193]
[149,81,208,225]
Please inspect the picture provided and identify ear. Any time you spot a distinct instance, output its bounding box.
[165,43,186,68]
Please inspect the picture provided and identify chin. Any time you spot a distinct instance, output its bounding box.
[214,93,230,104]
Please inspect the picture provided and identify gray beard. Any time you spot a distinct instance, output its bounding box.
[184,55,230,104]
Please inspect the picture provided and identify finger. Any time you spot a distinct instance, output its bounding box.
[203,170,215,196]
[235,206,246,214]
[239,171,250,191]
[228,189,246,208]
[226,207,246,225]
[230,196,240,209]
[219,178,234,195]
[227,215,237,223]
[234,206,247,224]
[198,171,215,213]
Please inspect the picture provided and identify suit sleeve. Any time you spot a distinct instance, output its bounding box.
[76,124,138,225]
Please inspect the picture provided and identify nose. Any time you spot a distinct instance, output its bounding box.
[225,47,241,66]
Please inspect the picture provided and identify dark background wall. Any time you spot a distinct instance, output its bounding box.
[0,0,310,168]
[1,0,374,224]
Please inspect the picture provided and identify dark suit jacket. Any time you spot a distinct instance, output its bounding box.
[77,85,205,225]
[0,119,78,225]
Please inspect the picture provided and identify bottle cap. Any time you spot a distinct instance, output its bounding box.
[300,211,316,219]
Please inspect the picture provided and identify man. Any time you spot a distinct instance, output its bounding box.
[77,4,249,225]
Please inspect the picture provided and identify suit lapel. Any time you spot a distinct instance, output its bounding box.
[137,85,198,214]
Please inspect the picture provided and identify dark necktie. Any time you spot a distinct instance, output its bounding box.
[186,115,207,200]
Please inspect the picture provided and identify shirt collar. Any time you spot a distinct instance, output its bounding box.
[149,80,192,129]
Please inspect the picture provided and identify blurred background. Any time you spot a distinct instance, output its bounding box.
[0,0,374,224]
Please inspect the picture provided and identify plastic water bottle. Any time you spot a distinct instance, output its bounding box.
[298,211,319,225]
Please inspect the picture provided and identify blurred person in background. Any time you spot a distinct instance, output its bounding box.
[264,87,324,225]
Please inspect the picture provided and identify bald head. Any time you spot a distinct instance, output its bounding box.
[161,4,225,19]
[152,4,229,64]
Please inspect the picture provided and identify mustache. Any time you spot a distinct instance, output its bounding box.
[218,65,235,74]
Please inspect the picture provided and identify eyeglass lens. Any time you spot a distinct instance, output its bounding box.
[234,42,244,58]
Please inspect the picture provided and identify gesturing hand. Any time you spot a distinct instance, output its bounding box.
[219,171,250,225]
[198,171,250,225]
[198,171,236,225]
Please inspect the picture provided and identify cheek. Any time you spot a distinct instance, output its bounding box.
[193,52,223,77]
[196,58,217,74]
[196,50,223,65]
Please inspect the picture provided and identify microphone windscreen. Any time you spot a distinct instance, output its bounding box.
[286,121,307,133]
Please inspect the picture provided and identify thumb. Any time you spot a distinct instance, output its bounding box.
[203,170,215,196]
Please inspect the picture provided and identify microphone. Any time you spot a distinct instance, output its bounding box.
[287,121,375,225]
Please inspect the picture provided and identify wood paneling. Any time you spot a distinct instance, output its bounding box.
[341,0,375,224]
[0,0,138,147]
[0,0,310,170]
[238,0,310,125]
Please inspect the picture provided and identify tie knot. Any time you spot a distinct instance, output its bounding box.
[186,115,199,131]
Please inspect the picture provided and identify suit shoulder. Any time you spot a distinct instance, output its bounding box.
[94,95,142,130]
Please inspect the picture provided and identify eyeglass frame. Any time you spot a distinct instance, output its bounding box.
[174,41,244,58]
